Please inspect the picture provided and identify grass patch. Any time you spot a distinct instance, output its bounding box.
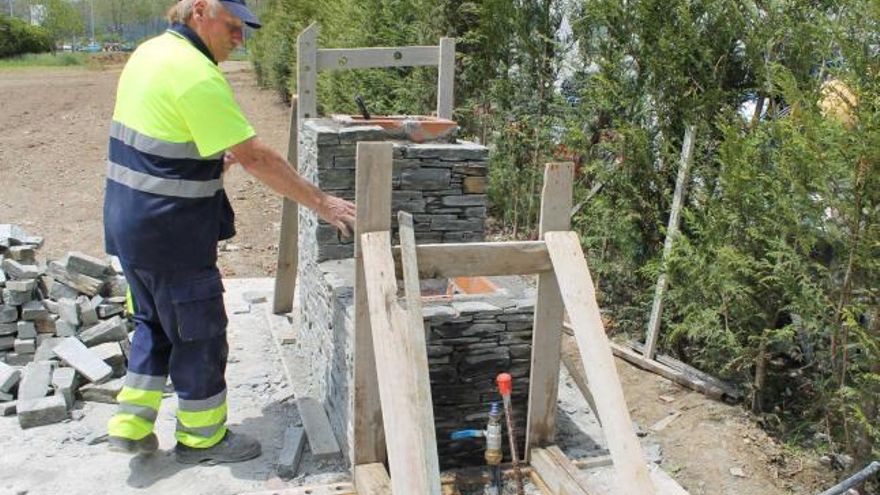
[0,52,91,69]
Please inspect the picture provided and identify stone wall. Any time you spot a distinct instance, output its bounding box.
[296,119,535,468]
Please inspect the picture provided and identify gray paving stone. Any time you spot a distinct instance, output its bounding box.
[6,279,36,292]
[13,338,36,354]
[0,361,20,392]
[97,303,124,319]
[0,336,14,351]
[92,342,126,378]
[2,288,33,306]
[52,337,113,383]
[55,320,77,337]
[33,337,64,362]
[17,395,68,429]
[77,297,99,326]
[4,352,32,365]
[48,281,79,300]
[34,315,57,334]
[57,298,80,326]
[66,251,111,278]
[20,300,48,321]
[0,322,16,336]
[46,261,104,296]
[51,366,78,408]
[1,259,41,280]
[8,246,36,264]
[276,426,306,479]
[0,305,17,323]
[78,315,127,347]
[0,400,15,416]
[17,320,36,339]
[78,377,123,404]
[18,361,53,400]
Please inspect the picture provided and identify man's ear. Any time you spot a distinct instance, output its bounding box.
[192,0,208,19]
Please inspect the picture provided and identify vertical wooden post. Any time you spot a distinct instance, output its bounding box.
[272,97,300,314]
[644,125,696,360]
[525,163,574,457]
[352,142,393,466]
[436,38,455,120]
[297,23,318,121]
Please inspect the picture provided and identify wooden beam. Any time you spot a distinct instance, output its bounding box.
[526,163,574,456]
[545,231,656,495]
[317,46,440,71]
[607,340,725,401]
[297,23,318,120]
[354,463,392,494]
[273,97,300,314]
[240,483,355,495]
[531,447,590,495]
[391,241,552,278]
[628,340,741,401]
[397,211,441,488]
[644,125,696,360]
[352,142,393,465]
[436,38,455,120]
[361,231,442,495]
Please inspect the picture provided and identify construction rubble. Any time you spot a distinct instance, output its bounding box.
[0,224,132,429]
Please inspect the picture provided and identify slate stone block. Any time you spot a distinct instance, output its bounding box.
[77,296,99,326]
[18,361,53,400]
[51,367,78,408]
[48,281,79,300]
[57,298,80,326]
[1,259,41,280]
[66,252,111,278]
[17,321,37,339]
[18,395,68,429]
[2,288,33,306]
[6,279,36,292]
[52,337,113,383]
[78,315,128,347]
[92,342,126,378]
[0,361,20,393]
[0,306,17,324]
[20,300,48,321]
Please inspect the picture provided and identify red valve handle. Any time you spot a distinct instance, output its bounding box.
[496,373,512,396]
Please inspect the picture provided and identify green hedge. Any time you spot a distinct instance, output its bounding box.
[0,15,53,58]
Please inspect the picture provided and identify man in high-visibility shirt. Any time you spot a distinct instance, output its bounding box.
[103,0,355,464]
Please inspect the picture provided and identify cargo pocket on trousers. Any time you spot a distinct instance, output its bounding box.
[169,272,228,342]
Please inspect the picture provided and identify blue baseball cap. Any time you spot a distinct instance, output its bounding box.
[220,0,261,29]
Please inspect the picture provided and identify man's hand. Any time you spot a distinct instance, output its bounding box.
[223,151,239,172]
[317,194,356,237]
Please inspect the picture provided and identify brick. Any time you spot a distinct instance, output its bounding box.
[8,246,36,264]
[0,305,17,323]
[20,300,48,321]
[13,338,35,354]
[1,259,41,280]
[17,395,68,428]
[34,315,57,334]
[17,321,36,339]
[77,296,99,326]
[78,377,123,403]
[51,367,78,408]
[58,298,80,326]
[66,252,111,278]
[18,361,53,400]
[92,342,126,378]
[55,320,77,337]
[78,315,127,347]
[48,281,79,300]
[52,337,113,383]
[0,362,20,392]
[6,279,36,292]
[276,426,306,479]
[2,288,33,306]
[33,337,64,362]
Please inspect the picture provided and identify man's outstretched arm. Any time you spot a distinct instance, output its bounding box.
[230,136,356,236]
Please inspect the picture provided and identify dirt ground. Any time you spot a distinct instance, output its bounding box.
[0,63,838,494]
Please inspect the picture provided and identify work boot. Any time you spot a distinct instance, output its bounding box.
[174,430,262,465]
[107,432,159,454]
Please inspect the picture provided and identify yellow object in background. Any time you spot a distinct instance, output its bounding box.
[819,79,859,129]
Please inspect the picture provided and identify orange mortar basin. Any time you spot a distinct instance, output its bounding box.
[332,115,458,143]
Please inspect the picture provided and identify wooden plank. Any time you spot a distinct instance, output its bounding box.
[297,23,318,120]
[391,241,552,278]
[628,340,742,401]
[397,211,442,480]
[436,38,455,119]
[352,142,393,465]
[354,463,392,494]
[607,340,725,400]
[644,125,696,360]
[531,448,590,495]
[361,231,441,495]
[276,425,306,479]
[526,163,574,456]
[296,397,341,459]
[317,46,440,71]
[545,231,656,495]
[273,98,300,314]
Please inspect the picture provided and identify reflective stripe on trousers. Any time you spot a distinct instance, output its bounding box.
[107,371,165,441]
[175,389,228,448]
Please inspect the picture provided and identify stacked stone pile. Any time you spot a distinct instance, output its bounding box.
[0,225,132,428]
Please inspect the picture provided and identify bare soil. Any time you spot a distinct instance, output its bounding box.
[0,63,838,494]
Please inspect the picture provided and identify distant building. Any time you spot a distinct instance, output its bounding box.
[30,4,46,26]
